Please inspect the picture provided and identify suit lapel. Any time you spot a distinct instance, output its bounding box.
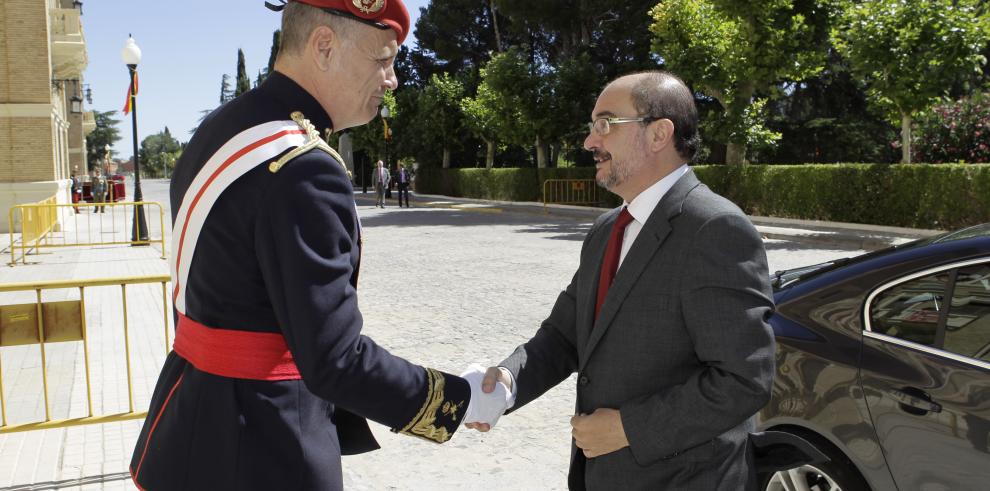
[581,169,702,366]
[576,208,615,354]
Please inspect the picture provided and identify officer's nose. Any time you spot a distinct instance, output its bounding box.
[385,65,398,91]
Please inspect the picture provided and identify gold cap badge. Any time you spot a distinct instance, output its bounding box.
[353,0,384,14]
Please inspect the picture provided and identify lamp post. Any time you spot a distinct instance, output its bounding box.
[121,35,148,244]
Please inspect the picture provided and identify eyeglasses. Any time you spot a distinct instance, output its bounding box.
[588,116,659,136]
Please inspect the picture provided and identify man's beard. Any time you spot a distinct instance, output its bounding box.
[595,134,647,190]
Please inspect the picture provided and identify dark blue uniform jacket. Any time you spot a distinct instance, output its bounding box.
[130,72,469,490]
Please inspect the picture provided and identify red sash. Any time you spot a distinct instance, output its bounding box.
[173,313,302,381]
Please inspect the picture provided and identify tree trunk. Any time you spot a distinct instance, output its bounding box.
[724,83,755,165]
[488,0,503,52]
[901,112,912,164]
[535,136,549,168]
[485,139,495,169]
[725,143,747,165]
[442,148,451,168]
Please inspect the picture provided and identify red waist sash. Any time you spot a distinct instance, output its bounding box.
[173,313,302,381]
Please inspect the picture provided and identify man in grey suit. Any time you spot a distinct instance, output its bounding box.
[467,71,776,490]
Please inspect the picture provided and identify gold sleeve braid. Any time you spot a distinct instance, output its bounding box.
[268,111,351,178]
[393,368,466,444]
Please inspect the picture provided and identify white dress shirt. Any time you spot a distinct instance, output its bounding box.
[618,164,690,269]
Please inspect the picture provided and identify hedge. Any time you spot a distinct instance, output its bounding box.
[415,164,990,229]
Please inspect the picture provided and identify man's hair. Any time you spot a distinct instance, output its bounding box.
[279,2,359,57]
[627,71,701,161]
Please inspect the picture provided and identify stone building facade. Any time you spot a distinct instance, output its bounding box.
[0,0,91,232]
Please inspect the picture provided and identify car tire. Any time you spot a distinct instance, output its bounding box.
[759,431,871,491]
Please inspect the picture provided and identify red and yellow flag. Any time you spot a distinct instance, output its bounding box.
[122,71,139,115]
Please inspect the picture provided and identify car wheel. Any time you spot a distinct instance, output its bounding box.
[759,431,871,491]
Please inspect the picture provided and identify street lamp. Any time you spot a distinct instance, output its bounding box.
[70,95,82,114]
[121,35,148,244]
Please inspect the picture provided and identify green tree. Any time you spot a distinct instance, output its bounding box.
[140,127,183,178]
[833,0,989,163]
[481,48,601,167]
[235,49,251,97]
[267,30,281,76]
[219,74,233,103]
[85,110,122,172]
[461,82,512,168]
[650,0,829,164]
[418,74,466,168]
[481,48,550,166]
[414,0,502,76]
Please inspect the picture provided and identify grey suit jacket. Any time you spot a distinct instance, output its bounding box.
[501,169,775,490]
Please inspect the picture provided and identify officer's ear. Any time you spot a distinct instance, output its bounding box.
[310,25,338,71]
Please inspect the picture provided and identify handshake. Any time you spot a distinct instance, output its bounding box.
[460,364,514,431]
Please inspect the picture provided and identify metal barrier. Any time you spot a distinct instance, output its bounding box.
[8,201,167,265]
[542,179,602,211]
[0,274,171,433]
[17,197,58,248]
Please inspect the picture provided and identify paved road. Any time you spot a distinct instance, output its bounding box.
[0,180,868,490]
[338,191,866,490]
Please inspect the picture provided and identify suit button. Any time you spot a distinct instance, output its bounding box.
[578,375,589,386]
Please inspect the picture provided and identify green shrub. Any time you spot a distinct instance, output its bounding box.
[695,164,990,229]
[416,164,990,229]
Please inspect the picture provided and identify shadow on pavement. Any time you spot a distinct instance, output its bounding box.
[355,198,592,242]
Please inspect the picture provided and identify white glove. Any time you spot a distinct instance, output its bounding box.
[460,364,511,428]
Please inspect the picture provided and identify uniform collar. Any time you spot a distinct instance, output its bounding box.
[261,71,335,136]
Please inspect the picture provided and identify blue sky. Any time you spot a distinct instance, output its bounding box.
[81,0,431,157]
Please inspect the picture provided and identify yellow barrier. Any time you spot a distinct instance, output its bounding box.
[0,274,171,433]
[542,179,602,211]
[18,197,58,247]
[8,201,168,265]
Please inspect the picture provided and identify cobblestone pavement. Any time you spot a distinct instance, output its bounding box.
[340,192,867,490]
[0,182,868,490]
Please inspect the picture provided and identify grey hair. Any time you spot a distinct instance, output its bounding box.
[279,2,359,57]
[627,71,701,161]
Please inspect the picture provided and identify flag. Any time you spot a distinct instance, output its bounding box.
[123,71,139,115]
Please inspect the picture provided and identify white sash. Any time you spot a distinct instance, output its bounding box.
[171,120,306,314]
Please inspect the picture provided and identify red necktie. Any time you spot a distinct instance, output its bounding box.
[595,207,634,321]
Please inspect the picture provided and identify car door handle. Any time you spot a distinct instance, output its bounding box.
[888,387,943,414]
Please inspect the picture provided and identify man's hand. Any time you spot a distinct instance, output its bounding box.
[571,408,629,458]
[464,366,513,432]
[460,365,511,430]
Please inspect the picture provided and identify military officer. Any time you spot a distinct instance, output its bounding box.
[129,1,506,489]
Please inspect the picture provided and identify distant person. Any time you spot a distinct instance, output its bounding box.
[395,164,411,207]
[374,159,390,208]
[70,174,82,213]
[91,169,107,213]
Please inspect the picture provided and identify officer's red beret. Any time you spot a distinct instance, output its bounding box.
[293,0,410,44]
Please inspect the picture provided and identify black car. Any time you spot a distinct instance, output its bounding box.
[758,224,990,490]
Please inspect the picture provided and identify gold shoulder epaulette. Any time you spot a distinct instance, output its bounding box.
[268,111,349,176]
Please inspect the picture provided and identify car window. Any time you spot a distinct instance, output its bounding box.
[944,264,990,362]
[870,271,951,346]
